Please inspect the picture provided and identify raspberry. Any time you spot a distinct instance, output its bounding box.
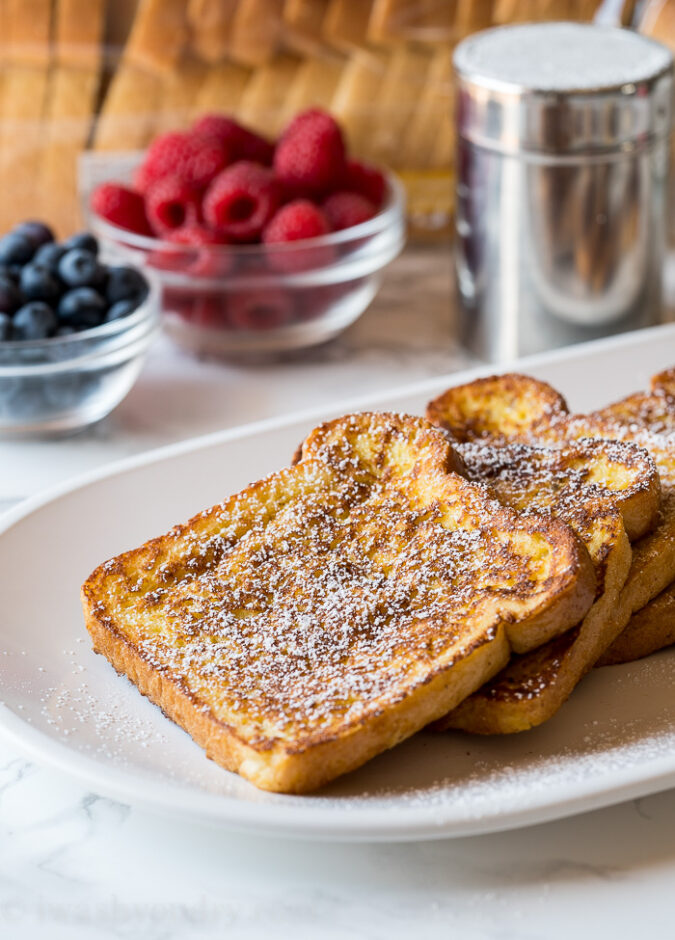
[192,114,274,166]
[322,191,376,231]
[145,174,200,235]
[298,284,350,321]
[149,226,229,275]
[191,293,230,329]
[90,182,152,235]
[228,287,294,331]
[165,290,229,329]
[263,200,333,273]
[167,225,231,276]
[274,108,346,197]
[280,107,332,141]
[344,159,387,208]
[148,250,182,272]
[135,131,229,192]
[162,286,193,320]
[202,161,282,243]
[263,200,330,243]
[168,225,224,247]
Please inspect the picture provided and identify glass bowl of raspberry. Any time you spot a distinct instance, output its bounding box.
[83,110,406,358]
[0,223,159,436]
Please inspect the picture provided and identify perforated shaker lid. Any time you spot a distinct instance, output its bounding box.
[454,23,673,155]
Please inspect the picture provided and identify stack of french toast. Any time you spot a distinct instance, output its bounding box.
[82,366,675,793]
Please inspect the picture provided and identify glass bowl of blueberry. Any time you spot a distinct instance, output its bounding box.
[0,221,158,436]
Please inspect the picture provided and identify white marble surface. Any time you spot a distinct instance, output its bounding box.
[2,758,675,940]
[2,247,675,939]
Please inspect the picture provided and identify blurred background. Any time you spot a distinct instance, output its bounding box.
[0,0,661,241]
[1,0,674,441]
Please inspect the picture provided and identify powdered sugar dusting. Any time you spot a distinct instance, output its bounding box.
[458,437,654,563]
[39,680,168,758]
[87,413,582,754]
[426,374,675,712]
[13,635,675,819]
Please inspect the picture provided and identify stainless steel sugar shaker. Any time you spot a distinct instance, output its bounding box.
[453,23,673,362]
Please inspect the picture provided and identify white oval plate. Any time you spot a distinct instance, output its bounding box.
[2,325,675,841]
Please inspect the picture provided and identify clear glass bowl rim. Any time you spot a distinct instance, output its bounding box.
[0,288,159,377]
[88,171,406,258]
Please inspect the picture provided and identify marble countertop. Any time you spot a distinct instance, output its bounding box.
[2,247,675,940]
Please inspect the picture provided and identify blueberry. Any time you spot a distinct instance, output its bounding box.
[0,312,12,341]
[58,287,106,329]
[12,220,54,249]
[0,232,34,266]
[55,324,77,336]
[105,299,138,322]
[33,241,66,273]
[91,264,109,292]
[12,302,57,340]
[8,264,23,279]
[105,266,149,306]
[61,232,98,256]
[19,264,62,304]
[58,249,101,288]
[0,275,20,314]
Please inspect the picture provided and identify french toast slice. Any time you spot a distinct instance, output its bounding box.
[595,369,675,438]
[590,368,675,664]
[427,374,674,733]
[525,371,675,668]
[426,373,568,445]
[434,437,657,733]
[652,367,675,399]
[598,581,675,666]
[82,413,595,793]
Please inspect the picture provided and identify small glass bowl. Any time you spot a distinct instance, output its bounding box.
[86,164,406,357]
[0,291,159,437]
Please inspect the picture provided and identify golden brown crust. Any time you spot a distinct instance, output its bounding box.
[598,581,675,666]
[299,415,596,656]
[453,438,659,544]
[438,516,631,733]
[84,590,512,793]
[593,393,675,439]
[427,370,675,733]
[426,373,569,444]
[82,412,595,792]
[652,368,675,400]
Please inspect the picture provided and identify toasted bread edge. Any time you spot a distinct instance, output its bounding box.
[436,519,633,734]
[299,413,598,656]
[83,584,514,792]
[598,581,675,666]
